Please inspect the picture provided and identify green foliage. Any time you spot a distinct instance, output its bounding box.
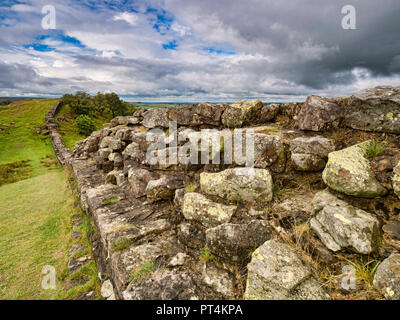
[200,245,213,262]
[112,238,131,252]
[130,262,156,283]
[362,139,386,158]
[103,197,120,205]
[75,115,96,136]
[62,92,93,116]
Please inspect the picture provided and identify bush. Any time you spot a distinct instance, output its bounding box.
[75,115,96,136]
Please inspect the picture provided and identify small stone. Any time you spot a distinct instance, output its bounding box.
[101,280,114,299]
[169,253,188,267]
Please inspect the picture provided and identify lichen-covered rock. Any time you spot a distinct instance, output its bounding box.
[260,104,280,122]
[310,190,381,254]
[123,269,197,300]
[222,100,263,128]
[145,174,186,203]
[182,193,236,228]
[205,220,272,263]
[344,86,400,133]
[297,95,344,131]
[202,264,236,298]
[393,161,400,199]
[110,116,140,127]
[105,170,126,186]
[233,132,286,172]
[142,107,169,128]
[99,136,124,151]
[167,105,194,126]
[128,168,159,198]
[322,141,387,197]
[191,103,226,126]
[373,254,400,299]
[244,240,330,300]
[177,222,205,249]
[290,136,335,171]
[200,168,273,204]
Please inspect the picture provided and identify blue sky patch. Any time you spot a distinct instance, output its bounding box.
[162,40,178,50]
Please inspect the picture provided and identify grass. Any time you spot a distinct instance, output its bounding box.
[103,198,120,205]
[0,161,32,186]
[0,99,59,178]
[0,99,100,299]
[112,238,132,252]
[200,245,213,263]
[129,262,156,283]
[343,257,381,290]
[0,172,70,299]
[362,139,386,158]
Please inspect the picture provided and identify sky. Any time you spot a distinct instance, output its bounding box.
[0,0,400,102]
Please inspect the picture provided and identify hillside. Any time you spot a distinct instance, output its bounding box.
[0,100,100,299]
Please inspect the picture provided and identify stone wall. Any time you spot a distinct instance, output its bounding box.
[45,86,400,300]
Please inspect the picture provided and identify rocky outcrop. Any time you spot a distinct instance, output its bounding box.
[344,86,400,133]
[373,254,400,299]
[322,141,387,198]
[296,95,344,131]
[290,136,335,171]
[145,174,186,203]
[200,168,273,205]
[244,240,330,300]
[182,192,236,228]
[310,190,381,254]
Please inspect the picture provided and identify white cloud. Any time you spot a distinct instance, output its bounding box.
[113,12,138,26]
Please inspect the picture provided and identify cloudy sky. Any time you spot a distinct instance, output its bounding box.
[1,0,400,102]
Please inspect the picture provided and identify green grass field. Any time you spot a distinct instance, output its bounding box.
[0,100,100,299]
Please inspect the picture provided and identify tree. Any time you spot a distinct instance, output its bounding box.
[75,114,96,136]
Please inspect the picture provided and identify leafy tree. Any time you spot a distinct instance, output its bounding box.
[75,114,96,136]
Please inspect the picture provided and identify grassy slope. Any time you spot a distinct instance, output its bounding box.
[0,99,58,177]
[0,99,99,299]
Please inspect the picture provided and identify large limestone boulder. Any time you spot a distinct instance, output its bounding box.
[373,253,400,299]
[182,193,236,228]
[222,100,263,128]
[297,95,344,131]
[344,86,400,133]
[205,220,272,263]
[393,161,400,199]
[200,168,273,205]
[310,190,381,254]
[244,240,330,300]
[290,136,335,171]
[142,108,169,128]
[322,141,387,197]
[145,174,186,203]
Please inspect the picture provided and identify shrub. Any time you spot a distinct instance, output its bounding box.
[75,115,96,136]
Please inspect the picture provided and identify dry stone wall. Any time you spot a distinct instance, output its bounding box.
[46,86,400,300]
